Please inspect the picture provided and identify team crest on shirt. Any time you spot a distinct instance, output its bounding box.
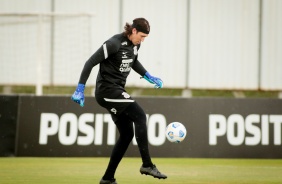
[122,92,131,99]
[133,46,138,55]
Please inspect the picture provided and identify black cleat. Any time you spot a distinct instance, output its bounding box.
[99,178,117,184]
[140,164,167,179]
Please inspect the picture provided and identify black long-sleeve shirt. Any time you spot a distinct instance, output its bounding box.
[78,33,147,91]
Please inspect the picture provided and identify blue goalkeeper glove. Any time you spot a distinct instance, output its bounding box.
[71,83,85,107]
[143,72,163,88]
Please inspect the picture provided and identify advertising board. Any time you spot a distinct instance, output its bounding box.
[16,96,282,158]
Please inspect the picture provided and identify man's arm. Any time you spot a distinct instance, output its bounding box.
[132,59,147,76]
[132,59,163,89]
[72,40,120,107]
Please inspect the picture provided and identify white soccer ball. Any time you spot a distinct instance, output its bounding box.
[165,122,187,143]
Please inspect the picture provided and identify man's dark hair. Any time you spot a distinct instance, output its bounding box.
[123,18,150,36]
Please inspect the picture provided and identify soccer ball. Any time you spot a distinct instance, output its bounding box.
[165,122,187,143]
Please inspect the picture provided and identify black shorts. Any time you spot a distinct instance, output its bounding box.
[95,88,135,121]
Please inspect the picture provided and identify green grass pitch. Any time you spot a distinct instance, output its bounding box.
[0,157,281,184]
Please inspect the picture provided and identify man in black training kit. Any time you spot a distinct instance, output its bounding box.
[71,18,167,184]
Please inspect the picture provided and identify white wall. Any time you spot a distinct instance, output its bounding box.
[260,0,282,90]
[0,0,282,90]
[0,0,52,85]
[188,0,259,90]
[122,0,188,88]
[52,0,121,85]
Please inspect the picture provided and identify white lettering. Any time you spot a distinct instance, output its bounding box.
[58,113,78,145]
[77,113,94,145]
[119,59,133,72]
[209,114,226,145]
[39,113,170,146]
[147,114,166,146]
[94,114,104,145]
[270,115,282,145]
[39,113,59,145]
[245,114,260,145]
[227,114,245,145]
[209,114,282,146]
[261,115,269,145]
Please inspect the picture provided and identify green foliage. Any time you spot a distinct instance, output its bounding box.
[192,89,234,97]
[0,85,279,98]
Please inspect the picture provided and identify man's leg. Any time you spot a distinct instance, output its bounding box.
[122,102,167,179]
[102,116,134,180]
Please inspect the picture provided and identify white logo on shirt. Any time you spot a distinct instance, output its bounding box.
[122,52,128,58]
[120,59,133,73]
[122,92,131,99]
[133,46,138,55]
[121,41,127,45]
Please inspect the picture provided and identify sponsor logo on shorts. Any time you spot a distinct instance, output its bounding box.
[111,108,117,114]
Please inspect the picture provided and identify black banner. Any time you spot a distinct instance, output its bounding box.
[0,95,18,156]
[16,96,282,158]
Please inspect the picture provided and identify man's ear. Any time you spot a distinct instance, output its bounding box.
[132,28,137,34]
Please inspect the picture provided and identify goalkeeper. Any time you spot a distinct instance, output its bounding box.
[71,18,167,184]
